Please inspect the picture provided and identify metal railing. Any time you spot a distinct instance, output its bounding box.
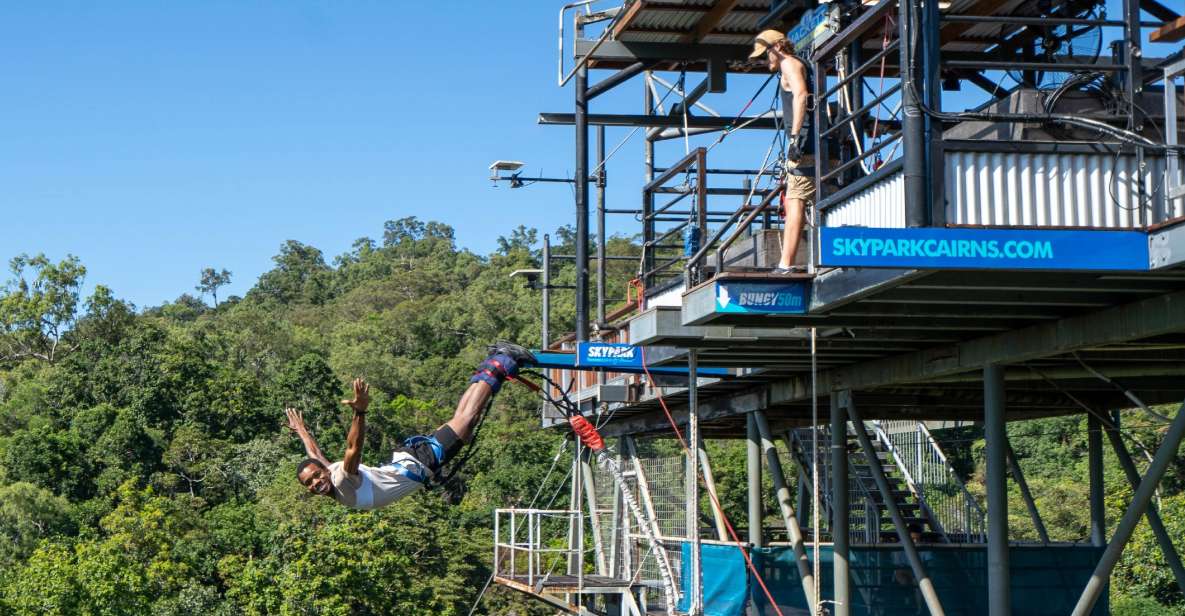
[873,421,987,543]
[788,427,884,544]
[494,508,585,591]
[641,148,706,290]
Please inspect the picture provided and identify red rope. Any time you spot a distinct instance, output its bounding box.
[639,347,789,616]
[869,13,895,146]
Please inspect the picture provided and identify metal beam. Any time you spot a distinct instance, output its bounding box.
[849,401,946,616]
[575,39,750,65]
[581,450,609,575]
[821,290,1185,396]
[587,61,651,100]
[575,66,590,342]
[687,351,702,615]
[1103,412,1185,596]
[698,441,728,541]
[754,410,818,612]
[1072,398,1185,616]
[832,391,851,616]
[1087,414,1106,547]
[747,413,763,548]
[1142,0,1182,22]
[540,112,778,130]
[985,365,1009,616]
[1005,436,1050,546]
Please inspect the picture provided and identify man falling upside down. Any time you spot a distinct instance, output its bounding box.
[286,342,536,509]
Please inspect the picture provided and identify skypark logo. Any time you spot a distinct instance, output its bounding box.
[585,345,637,361]
[832,237,1054,260]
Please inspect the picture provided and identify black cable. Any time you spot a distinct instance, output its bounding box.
[902,0,1183,153]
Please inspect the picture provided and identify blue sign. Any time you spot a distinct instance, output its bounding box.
[577,342,643,369]
[715,280,809,314]
[820,227,1149,271]
[788,4,830,53]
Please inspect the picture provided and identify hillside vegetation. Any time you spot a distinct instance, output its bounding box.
[0,217,1181,614]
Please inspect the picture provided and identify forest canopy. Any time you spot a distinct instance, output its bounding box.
[0,218,1181,615]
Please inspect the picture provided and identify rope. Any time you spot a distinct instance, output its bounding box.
[638,346,790,616]
[589,73,681,179]
[810,327,821,615]
[705,72,778,154]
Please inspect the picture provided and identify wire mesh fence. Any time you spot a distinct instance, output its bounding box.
[586,438,688,607]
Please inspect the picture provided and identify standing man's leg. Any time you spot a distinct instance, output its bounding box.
[779,195,805,270]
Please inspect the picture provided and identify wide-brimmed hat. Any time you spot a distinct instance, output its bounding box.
[749,29,787,58]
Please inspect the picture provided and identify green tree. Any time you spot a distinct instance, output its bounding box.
[250,241,334,305]
[0,254,86,364]
[196,268,232,307]
[0,482,74,570]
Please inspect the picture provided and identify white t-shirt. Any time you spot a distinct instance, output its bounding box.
[328,452,426,510]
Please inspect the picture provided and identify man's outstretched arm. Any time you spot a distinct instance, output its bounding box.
[286,408,330,467]
[340,377,370,475]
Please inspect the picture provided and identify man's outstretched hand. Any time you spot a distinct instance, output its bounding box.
[341,378,370,414]
[285,407,307,433]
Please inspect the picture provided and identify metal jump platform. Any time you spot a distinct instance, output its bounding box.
[495,1,1185,615]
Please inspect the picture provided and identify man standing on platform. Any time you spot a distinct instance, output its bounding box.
[751,29,815,274]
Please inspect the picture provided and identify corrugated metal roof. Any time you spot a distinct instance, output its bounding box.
[614,0,775,45]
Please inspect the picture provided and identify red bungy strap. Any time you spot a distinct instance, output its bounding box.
[568,415,605,452]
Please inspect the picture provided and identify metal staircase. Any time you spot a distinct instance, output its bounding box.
[788,421,985,544]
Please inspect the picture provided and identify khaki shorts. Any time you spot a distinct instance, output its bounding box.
[784,173,815,202]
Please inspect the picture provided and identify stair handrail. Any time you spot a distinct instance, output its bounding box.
[873,420,987,542]
[868,421,952,543]
[684,183,784,283]
[788,427,882,543]
[917,422,987,540]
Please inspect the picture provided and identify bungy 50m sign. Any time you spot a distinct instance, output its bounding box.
[820,227,1150,271]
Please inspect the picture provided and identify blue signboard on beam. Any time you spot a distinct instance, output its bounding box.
[532,346,730,377]
[820,227,1149,271]
[578,342,644,369]
[715,280,810,314]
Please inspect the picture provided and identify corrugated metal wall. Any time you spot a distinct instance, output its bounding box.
[945,150,1180,227]
[821,170,906,228]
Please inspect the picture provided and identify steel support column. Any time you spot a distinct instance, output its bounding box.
[542,234,551,349]
[850,403,946,616]
[747,413,763,548]
[595,126,607,329]
[687,350,702,615]
[1073,399,1185,616]
[1104,412,1185,596]
[1088,414,1106,547]
[832,391,851,616]
[754,410,818,612]
[574,64,590,341]
[984,364,1009,616]
[900,0,927,227]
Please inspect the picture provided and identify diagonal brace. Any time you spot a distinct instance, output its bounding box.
[1102,413,1185,596]
[1072,398,1185,616]
[849,401,947,616]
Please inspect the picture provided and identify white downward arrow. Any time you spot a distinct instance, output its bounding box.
[717,284,731,308]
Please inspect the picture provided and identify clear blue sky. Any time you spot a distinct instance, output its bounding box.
[0,2,1173,308]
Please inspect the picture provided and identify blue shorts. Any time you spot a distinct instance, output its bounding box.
[392,425,462,473]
